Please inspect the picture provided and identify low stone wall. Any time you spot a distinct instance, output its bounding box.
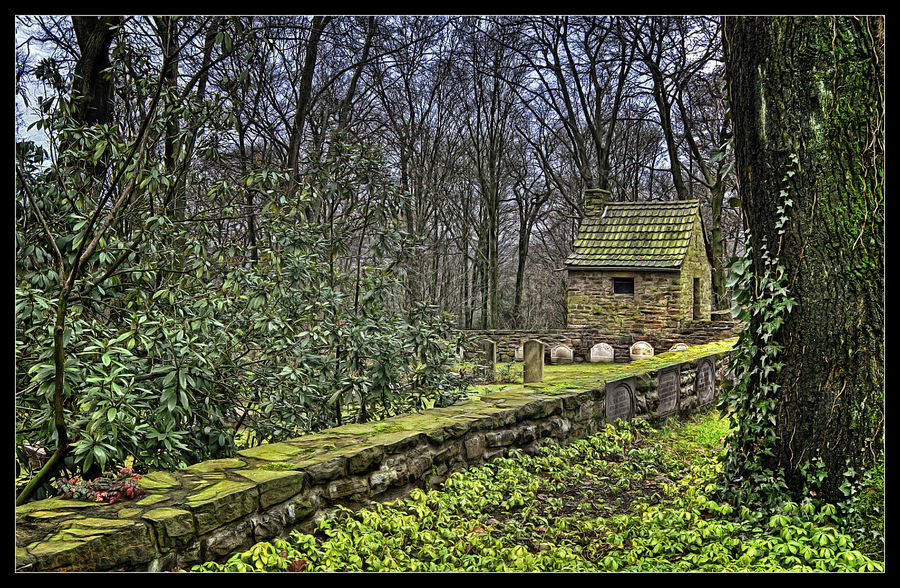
[465,320,742,363]
[15,339,736,572]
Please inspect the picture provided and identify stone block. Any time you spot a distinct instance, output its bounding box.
[347,445,385,474]
[518,424,537,443]
[523,339,544,383]
[268,493,314,529]
[300,455,348,484]
[203,518,254,559]
[482,339,497,370]
[485,429,516,447]
[463,434,485,459]
[142,507,195,549]
[237,468,307,508]
[185,480,259,535]
[368,467,401,495]
[407,454,434,479]
[249,511,285,543]
[25,517,156,571]
[324,476,369,501]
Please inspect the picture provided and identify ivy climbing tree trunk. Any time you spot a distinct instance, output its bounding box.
[722,16,883,504]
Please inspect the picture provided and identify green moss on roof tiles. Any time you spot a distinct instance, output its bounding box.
[566,200,701,269]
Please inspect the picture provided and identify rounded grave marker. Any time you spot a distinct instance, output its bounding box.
[606,378,634,425]
[655,365,681,416]
[630,341,654,361]
[695,357,716,405]
[551,345,573,364]
[590,342,615,363]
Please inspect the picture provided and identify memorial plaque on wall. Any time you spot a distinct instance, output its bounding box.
[695,357,716,406]
[655,364,681,417]
[605,377,635,425]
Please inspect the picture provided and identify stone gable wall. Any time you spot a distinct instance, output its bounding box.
[16,341,734,572]
[678,214,713,322]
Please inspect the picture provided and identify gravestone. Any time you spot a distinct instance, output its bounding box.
[630,341,654,361]
[514,343,524,362]
[606,377,635,425]
[589,342,615,363]
[481,339,496,377]
[523,339,544,383]
[695,357,716,405]
[669,342,689,352]
[551,345,573,364]
[655,364,681,416]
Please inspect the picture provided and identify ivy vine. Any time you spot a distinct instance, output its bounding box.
[717,154,799,508]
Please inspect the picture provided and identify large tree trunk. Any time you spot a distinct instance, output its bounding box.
[70,16,120,127]
[723,16,883,503]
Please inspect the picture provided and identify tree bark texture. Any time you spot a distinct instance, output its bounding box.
[724,16,883,502]
[70,16,120,127]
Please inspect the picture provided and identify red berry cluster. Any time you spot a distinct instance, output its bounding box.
[56,466,146,504]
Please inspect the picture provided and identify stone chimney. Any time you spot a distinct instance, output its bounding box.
[584,188,611,217]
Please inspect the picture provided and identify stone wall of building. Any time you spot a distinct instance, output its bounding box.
[677,214,713,323]
[16,342,734,572]
[567,269,685,332]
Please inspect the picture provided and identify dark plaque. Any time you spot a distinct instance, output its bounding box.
[605,377,634,425]
[656,364,681,416]
[695,357,716,406]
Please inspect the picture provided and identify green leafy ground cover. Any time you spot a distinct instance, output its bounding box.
[192,409,884,572]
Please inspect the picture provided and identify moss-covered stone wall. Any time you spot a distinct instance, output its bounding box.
[16,339,735,572]
[567,269,684,333]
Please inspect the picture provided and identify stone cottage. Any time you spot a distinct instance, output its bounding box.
[565,189,713,337]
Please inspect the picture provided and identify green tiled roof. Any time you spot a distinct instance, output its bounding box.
[565,200,702,270]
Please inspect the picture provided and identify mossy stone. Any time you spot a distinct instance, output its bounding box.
[135,493,168,507]
[15,546,34,571]
[142,507,195,547]
[16,497,98,515]
[139,471,179,492]
[183,457,246,474]
[258,461,299,471]
[186,479,258,535]
[22,510,74,519]
[237,469,307,508]
[27,517,154,571]
[238,442,307,462]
